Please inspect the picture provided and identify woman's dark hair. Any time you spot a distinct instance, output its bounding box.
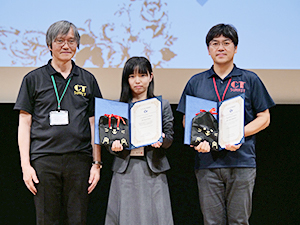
[120,57,155,103]
[206,24,238,47]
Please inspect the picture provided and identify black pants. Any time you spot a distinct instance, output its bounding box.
[32,152,92,225]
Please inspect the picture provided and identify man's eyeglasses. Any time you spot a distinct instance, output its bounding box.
[209,40,233,49]
[54,39,77,47]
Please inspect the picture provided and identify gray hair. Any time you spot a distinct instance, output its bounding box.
[46,20,80,49]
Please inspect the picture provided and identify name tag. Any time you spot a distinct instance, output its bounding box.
[49,110,69,126]
[130,147,144,156]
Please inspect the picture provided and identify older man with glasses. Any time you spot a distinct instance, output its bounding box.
[14,20,102,225]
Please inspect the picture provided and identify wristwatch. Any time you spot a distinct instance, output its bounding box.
[92,161,103,169]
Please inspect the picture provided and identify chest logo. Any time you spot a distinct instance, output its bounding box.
[74,84,87,96]
[230,81,245,93]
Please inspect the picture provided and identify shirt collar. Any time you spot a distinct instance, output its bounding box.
[207,64,242,80]
[46,59,79,77]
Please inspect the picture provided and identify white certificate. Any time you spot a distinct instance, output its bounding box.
[218,95,244,148]
[130,97,162,148]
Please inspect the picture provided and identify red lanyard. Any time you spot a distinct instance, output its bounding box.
[213,77,232,102]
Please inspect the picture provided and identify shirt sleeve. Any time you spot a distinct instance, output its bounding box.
[177,78,193,114]
[250,75,275,114]
[13,74,35,114]
[88,75,102,117]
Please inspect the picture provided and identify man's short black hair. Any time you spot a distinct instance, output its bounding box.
[206,24,238,47]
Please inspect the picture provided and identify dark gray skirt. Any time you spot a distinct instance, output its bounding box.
[105,158,174,225]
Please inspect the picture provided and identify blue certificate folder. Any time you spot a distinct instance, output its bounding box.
[185,94,245,149]
[95,96,163,149]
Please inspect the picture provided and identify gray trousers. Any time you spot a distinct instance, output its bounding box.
[195,168,256,225]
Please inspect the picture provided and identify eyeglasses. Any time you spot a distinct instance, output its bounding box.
[209,40,233,49]
[54,39,77,47]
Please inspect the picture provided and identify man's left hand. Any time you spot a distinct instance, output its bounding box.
[88,165,101,194]
[225,144,242,151]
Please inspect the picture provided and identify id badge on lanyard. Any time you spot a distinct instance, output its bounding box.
[49,75,71,126]
[49,110,69,125]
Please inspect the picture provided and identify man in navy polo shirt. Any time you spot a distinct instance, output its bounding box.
[14,20,102,225]
[177,24,275,224]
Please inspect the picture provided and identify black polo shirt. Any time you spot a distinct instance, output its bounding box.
[14,60,102,160]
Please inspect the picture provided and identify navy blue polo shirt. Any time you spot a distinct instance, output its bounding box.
[14,60,102,160]
[177,65,275,169]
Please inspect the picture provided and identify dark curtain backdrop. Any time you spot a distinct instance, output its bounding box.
[1,104,299,225]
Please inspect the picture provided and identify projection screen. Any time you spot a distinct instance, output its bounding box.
[1,0,299,103]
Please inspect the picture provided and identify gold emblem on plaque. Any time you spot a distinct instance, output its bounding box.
[196,137,202,142]
[120,138,128,146]
[102,137,109,144]
[212,141,218,149]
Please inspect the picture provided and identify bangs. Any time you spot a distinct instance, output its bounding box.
[133,65,149,75]
[122,56,152,80]
[57,26,72,37]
